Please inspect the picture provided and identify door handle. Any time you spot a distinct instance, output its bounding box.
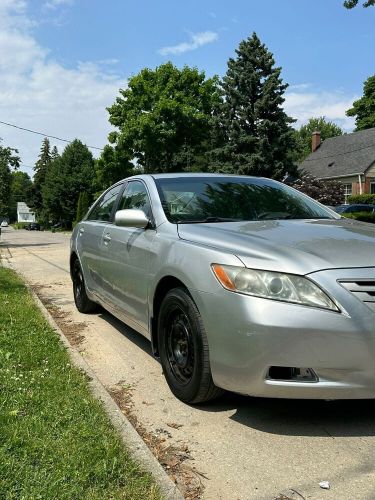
[79,227,84,234]
[103,233,111,243]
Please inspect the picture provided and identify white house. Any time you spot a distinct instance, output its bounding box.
[17,202,35,223]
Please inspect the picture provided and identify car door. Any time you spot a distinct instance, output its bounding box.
[77,183,123,300]
[100,180,156,337]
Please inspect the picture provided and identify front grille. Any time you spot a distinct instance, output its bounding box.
[339,280,375,312]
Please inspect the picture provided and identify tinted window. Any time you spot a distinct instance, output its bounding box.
[118,181,151,217]
[155,176,336,223]
[87,184,122,222]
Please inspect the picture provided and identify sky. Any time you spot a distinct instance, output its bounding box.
[0,0,374,177]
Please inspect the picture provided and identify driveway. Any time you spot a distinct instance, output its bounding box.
[2,227,375,499]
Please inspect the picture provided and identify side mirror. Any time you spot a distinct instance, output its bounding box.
[115,209,149,229]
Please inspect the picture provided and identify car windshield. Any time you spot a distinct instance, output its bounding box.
[154,176,337,223]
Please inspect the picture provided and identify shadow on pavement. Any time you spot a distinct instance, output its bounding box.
[98,310,155,360]
[199,391,375,437]
[97,309,375,439]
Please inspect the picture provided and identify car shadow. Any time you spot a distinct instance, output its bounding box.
[98,310,155,359]
[199,392,375,437]
[94,309,375,439]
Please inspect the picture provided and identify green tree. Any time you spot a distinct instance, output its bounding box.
[0,141,20,219]
[28,138,53,220]
[51,145,59,161]
[106,62,221,173]
[9,171,33,221]
[95,145,134,192]
[211,32,296,179]
[344,0,374,8]
[294,117,343,161]
[346,75,375,130]
[74,191,90,225]
[42,140,95,228]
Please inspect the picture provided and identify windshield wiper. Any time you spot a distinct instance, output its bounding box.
[176,217,240,224]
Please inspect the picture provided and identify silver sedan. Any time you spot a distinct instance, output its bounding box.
[70,174,375,403]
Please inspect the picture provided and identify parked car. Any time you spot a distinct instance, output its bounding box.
[1,220,9,227]
[70,174,375,403]
[25,223,41,231]
[334,203,375,214]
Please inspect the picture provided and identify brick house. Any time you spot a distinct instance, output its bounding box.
[299,127,375,199]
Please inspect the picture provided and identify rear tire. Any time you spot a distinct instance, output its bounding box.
[72,259,97,313]
[158,287,223,404]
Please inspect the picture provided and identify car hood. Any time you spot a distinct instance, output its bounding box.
[177,218,375,275]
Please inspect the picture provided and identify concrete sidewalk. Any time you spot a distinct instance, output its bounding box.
[2,227,375,500]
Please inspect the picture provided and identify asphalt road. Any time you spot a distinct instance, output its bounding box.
[2,227,375,500]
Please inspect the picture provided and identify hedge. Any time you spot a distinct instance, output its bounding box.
[347,194,375,205]
[342,212,375,223]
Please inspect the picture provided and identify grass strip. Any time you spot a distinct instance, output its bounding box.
[0,267,161,500]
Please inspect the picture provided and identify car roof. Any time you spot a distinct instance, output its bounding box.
[123,173,269,181]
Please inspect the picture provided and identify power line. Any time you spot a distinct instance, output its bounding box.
[0,119,104,151]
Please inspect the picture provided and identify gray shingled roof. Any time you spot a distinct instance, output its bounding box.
[299,127,375,179]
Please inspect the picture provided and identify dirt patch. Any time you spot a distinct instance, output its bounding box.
[109,383,205,500]
[31,284,86,347]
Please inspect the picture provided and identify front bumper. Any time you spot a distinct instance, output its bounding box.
[192,267,375,399]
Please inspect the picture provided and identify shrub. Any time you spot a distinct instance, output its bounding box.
[347,194,375,205]
[12,222,29,230]
[292,173,344,205]
[342,212,375,223]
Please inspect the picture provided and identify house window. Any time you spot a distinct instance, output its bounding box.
[371,182,375,194]
[343,184,352,196]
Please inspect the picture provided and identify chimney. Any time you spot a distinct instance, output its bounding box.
[311,131,321,152]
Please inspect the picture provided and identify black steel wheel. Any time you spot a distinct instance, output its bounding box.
[158,287,223,404]
[72,259,97,313]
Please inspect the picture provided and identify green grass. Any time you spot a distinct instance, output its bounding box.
[0,267,161,500]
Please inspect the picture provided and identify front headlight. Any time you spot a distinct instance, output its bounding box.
[211,264,339,311]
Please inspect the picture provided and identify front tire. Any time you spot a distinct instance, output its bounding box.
[158,287,223,404]
[72,259,97,313]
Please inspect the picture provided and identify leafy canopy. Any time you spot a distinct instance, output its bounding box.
[343,0,375,7]
[9,171,33,222]
[346,75,375,130]
[0,141,20,218]
[211,32,296,179]
[294,117,343,161]
[107,62,221,173]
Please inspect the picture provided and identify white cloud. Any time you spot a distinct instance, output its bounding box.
[284,86,357,131]
[0,1,125,175]
[44,0,74,9]
[158,31,218,56]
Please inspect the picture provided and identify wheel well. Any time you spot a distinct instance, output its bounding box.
[70,252,78,279]
[151,276,188,357]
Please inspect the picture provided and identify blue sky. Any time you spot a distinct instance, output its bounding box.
[0,0,374,174]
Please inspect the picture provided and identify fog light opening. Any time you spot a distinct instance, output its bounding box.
[268,366,318,382]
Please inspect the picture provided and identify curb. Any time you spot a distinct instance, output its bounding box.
[2,258,184,500]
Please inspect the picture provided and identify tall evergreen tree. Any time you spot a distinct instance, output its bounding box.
[30,138,53,218]
[211,33,296,179]
[74,191,89,225]
[42,140,94,227]
[346,75,375,130]
[51,145,60,161]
